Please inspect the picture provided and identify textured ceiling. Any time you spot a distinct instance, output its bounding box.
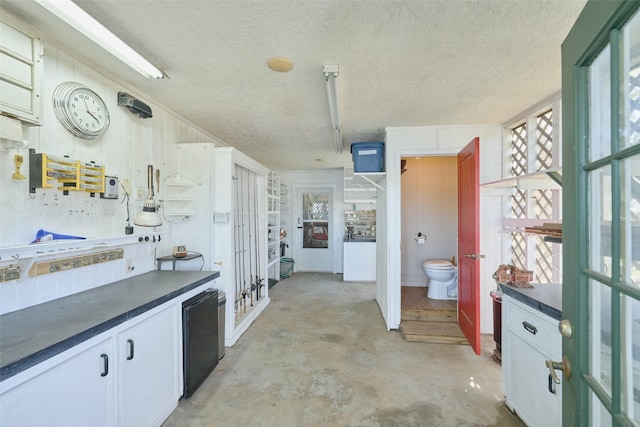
[3,0,586,171]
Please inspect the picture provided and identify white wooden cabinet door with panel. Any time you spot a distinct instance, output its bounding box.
[0,337,115,427]
[118,304,180,427]
[0,302,183,427]
[502,295,562,427]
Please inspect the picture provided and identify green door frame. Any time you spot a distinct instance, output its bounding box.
[562,0,640,424]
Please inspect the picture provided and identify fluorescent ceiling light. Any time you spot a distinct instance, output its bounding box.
[324,65,342,154]
[35,0,165,79]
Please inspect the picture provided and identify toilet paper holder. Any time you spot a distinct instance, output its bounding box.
[415,232,427,244]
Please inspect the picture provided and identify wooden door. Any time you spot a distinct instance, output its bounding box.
[562,1,640,424]
[458,137,481,355]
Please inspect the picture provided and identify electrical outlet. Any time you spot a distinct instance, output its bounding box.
[136,187,143,199]
[121,179,132,195]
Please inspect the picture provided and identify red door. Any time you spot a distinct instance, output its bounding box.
[457,137,481,355]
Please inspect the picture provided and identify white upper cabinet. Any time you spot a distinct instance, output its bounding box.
[0,12,42,124]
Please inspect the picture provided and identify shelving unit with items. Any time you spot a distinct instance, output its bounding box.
[266,172,281,287]
[279,177,289,258]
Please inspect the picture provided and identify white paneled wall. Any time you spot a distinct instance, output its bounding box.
[401,157,458,286]
[0,39,216,314]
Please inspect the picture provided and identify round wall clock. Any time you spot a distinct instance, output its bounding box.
[52,82,110,140]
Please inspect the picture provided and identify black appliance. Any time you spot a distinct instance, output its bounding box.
[182,288,218,398]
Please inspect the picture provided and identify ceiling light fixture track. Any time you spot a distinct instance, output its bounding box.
[34,0,166,79]
[324,65,342,154]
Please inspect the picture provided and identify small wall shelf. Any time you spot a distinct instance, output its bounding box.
[481,169,562,190]
[344,167,385,203]
[163,174,196,223]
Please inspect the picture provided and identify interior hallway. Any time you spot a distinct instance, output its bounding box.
[162,273,524,427]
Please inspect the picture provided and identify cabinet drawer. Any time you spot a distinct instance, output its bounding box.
[506,298,560,358]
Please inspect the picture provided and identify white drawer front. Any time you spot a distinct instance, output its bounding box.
[506,297,561,358]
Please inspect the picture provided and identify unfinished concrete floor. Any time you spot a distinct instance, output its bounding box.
[162,273,524,427]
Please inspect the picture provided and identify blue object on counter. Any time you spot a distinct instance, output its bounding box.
[30,229,86,244]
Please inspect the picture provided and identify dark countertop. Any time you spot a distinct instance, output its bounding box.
[344,238,376,243]
[0,270,219,382]
[497,282,562,321]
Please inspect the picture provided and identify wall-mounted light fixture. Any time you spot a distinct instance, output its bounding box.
[34,0,166,79]
[118,92,153,118]
[134,165,162,227]
[324,65,342,154]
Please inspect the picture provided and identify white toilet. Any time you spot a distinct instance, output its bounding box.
[422,259,458,300]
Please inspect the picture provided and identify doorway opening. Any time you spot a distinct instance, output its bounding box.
[294,188,333,272]
[398,156,466,344]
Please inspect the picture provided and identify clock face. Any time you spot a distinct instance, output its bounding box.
[53,82,110,140]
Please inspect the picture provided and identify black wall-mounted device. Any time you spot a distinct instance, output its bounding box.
[118,92,153,118]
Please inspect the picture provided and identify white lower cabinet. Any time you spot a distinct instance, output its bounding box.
[502,295,562,427]
[343,242,376,281]
[1,303,182,427]
[0,337,115,427]
[118,305,179,427]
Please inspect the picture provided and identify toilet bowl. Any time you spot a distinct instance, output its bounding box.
[422,259,458,300]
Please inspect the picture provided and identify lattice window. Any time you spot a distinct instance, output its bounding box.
[536,109,553,171]
[511,189,527,219]
[511,233,527,270]
[312,202,328,219]
[509,111,561,283]
[303,193,329,220]
[511,122,529,270]
[533,189,553,219]
[535,236,555,283]
[511,123,527,177]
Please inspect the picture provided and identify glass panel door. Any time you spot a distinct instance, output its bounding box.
[295,189,333,272]
[563,3,640,425]
[302,192,329,249]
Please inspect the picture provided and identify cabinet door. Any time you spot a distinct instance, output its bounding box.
[0,338,114,427]
[507,332,562,426]
[503,296,562,427]
[118,305,179,427]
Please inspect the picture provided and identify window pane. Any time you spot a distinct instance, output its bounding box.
[590,388,612,427]
[303,222,328,248]
[623,9,640,149]
[536,109,554,171]
[302,193,329,221]
[589,165,613,275]
[511,123,527,176]
[590,280,612,396]
[622,155,640,288]
[622,295,640,423]
[589,44,612,161]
